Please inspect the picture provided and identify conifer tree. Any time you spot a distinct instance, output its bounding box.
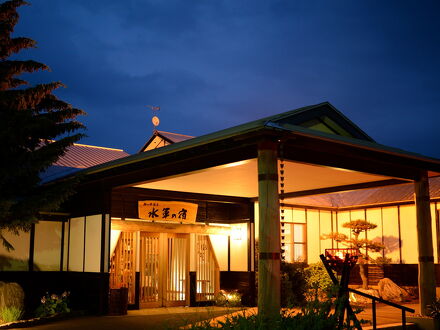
[0,0,85,250]
[322,220,384,289]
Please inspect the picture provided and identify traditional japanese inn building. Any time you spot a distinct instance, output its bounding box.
[1,102,440,316]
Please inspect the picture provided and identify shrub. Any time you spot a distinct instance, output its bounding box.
[0,306,23,323]
[428,298,440,320]
[280,262,307,307]
[304,262,336,301]
[35,291,70,318]
[215,290,242,307]
[190,295,365,329]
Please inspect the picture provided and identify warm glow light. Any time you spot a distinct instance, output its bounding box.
[222,160,250,168]
[231,227,243,240]
[335,251,344,259]
[349,292,357,303]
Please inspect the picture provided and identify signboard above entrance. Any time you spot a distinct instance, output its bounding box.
[138,200,198,223]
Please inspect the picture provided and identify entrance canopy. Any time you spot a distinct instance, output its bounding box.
[73,102,440,195]
[134,159,398,202]
[58,101,440,317]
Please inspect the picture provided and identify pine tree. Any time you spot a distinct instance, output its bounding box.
[321,220,384,289]
[0,0,85,250]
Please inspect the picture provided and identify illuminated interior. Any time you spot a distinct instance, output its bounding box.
[135,159,398,198]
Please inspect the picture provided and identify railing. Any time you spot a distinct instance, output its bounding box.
[348,288,415,330]
[319,254,415,329]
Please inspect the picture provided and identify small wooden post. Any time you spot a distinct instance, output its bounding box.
[414,171,436,316]
[257,140,280,320]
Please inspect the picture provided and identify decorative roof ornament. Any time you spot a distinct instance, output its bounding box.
[146,105,160,133]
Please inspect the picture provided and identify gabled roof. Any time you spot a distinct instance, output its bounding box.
[41,143,129,183]
[51,102,440,184]
[139,130,194,152]
[263,102,375,142]
[54,143,129,168]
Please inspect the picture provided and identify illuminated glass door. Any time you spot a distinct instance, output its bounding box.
[165,233,189,306]
[139,232,189,308]
[139,232,161,307]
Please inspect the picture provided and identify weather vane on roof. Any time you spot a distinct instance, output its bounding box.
[146,105,160,133]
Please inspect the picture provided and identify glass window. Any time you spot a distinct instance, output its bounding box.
[281,223,306,262]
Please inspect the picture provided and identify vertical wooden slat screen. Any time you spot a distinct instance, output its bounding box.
[109,231,136,304]
[165,234,188,306]
[111,231,190,308]
[139,232,160,307]
[195,235,220,301]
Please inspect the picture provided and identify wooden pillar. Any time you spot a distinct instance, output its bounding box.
[257,140,280,319]
[415,171,436,316]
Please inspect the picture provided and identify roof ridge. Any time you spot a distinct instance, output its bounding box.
[71,143,126,152]
[157,130,195,138]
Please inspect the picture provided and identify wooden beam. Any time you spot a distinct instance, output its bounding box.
[111,219,231,235]
[113,186,252,205]
[283,179,408,199]
[250,178,409,201]
[414,171,436,316]
[257,140,280,320]
[282,137,423,180]
[82,140,258,190]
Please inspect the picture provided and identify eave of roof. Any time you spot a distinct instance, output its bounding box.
[287,176,440,209]
[52,102,440,182]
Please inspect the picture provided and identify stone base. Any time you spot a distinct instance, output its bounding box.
[407,316,440,330]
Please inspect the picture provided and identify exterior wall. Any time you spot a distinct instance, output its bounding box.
[209,223,249,272]
[0,271,109,315]
[230,223,248,271]
[0,229,30,271]
[34,221,62,271]
[255,201,440,265]
[0,214,110,314]
[0,214,109,273]
[68,217,85,271]
[210,235,228,270]
[382,207,400,263]
[319,210,333,255]
[67,214,109,273]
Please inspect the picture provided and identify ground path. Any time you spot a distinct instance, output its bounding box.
[8,303,420,329]
[14,307,243,330]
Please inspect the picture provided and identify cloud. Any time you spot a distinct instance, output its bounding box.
[11,0,440,156]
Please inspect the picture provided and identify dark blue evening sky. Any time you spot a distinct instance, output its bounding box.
[13,1,440,157]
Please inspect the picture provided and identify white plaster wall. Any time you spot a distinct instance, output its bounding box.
[336,211,351,245]
[292,208,306,223]
[63,222,69,271]
[84,215,102,272]
[0,229,30,271]
[306,210,320,263]
[365,208,383,261]
[34,221,62,271]
[209,234,228,271]
[382,207,400,263]
[230,223,248,271]
[68,217,85,271]
[319,210,333,253]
